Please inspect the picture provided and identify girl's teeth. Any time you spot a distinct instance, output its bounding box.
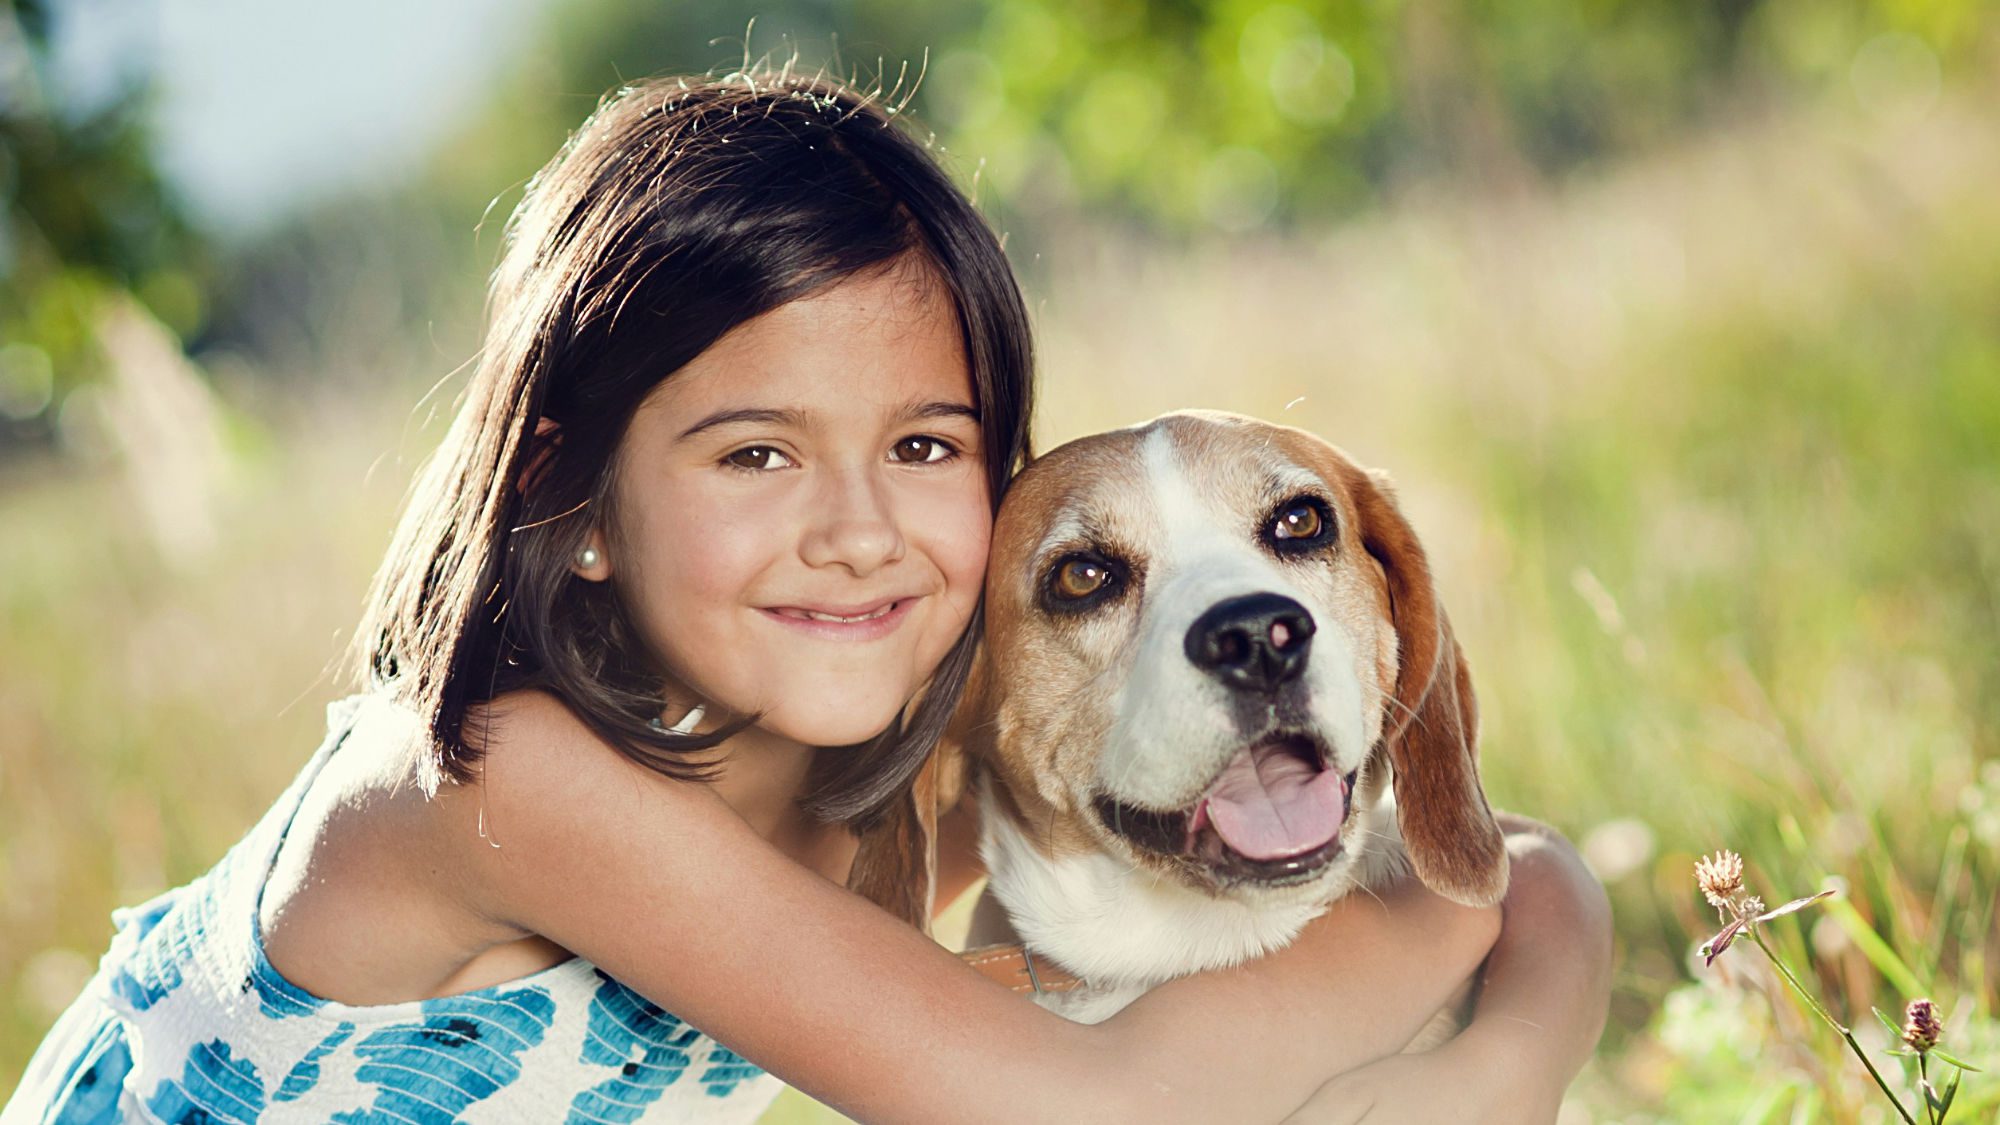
[800,602,895,623]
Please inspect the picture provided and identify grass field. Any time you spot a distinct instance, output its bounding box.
[4,87,1996,1122]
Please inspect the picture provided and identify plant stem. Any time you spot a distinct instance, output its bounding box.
[1919,1054,1937,1125]
[1747,929,1916,1125]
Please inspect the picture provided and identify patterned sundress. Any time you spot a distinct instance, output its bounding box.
[2,695,786,1124]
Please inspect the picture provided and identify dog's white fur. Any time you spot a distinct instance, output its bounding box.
[977,783,1411,1023]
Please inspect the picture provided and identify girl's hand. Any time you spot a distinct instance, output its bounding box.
[1279,1035,1556,1125]
[1285,813,1612,1125]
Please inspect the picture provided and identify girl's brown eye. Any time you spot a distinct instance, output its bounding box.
[892,436,953,464]
[724,447,793,471]
[1054,558,1111,599]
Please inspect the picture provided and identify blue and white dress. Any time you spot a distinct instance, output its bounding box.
[3,696,785,1124]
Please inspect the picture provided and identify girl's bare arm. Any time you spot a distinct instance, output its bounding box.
[452,691,1497,1124]
[1452,814,1614,1115]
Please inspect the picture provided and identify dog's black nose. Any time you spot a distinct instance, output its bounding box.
[1184,593,1315,693]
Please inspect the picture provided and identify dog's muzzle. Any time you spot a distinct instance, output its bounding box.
[1094,730,1359,889]
[1082,594,1353,889]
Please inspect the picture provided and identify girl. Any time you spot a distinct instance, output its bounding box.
[7,72,1609,1124]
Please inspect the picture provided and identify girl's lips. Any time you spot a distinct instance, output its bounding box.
[758,596,918,641]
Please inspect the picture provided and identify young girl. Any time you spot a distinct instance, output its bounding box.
[7,73,1609,1124]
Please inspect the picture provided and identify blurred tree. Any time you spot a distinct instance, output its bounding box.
[0,0,209,451]
[921,0,1992,228]
[410,0,1994,239]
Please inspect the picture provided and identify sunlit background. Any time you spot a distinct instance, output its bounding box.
[3,0,1997,1119]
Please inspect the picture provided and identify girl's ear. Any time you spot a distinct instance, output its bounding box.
[571,528,612,582]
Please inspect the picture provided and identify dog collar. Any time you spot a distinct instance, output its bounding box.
[960,943,1085,996]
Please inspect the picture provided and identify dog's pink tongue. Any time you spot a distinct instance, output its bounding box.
[1204,746,1347,860]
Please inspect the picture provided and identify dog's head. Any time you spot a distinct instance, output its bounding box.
[962,410,1507,910]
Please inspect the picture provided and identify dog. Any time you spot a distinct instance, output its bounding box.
[870,410,1512,1034]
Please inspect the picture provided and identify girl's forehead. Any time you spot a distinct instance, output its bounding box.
[639,265,974,423]
[753,271,954,354]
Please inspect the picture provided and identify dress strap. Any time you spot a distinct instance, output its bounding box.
[198,695,379,1005]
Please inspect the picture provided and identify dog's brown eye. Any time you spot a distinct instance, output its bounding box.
[1273,503,1322,540]
[1264,496,1335,556]
[1041,551,1130,615]
[1054,558,1112,599]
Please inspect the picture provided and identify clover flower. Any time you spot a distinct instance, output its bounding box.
[1693,850,1827,965]
[1901,999,1941,1054]
[1695,849,1746,913]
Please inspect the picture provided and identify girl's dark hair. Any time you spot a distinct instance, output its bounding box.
[353,72,1033,830]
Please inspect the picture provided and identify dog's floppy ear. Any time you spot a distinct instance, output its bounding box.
[847,755,939,932]
[1348,466,1509,908]
[845,646,987,931]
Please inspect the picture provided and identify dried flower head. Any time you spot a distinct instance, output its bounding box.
[1902,998,1941,1053]
[1696,850,1747,913]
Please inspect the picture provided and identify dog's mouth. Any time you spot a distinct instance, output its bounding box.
[1093,733,1358,887]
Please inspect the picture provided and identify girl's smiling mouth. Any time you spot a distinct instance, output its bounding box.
[759,596,921,639]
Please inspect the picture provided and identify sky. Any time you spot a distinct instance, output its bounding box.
[48,0,549,233]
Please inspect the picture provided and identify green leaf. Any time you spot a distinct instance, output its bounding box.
[1824,897,1926,998]
[1874,1006,1906,1040]
[1930,1050,1981,1072]
[1938,1071,1959,1118]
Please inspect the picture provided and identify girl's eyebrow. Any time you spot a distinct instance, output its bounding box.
[897,400,982,425]
[677,400,978,441]
[676,407,805,441]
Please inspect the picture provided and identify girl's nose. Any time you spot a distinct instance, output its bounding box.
[799,466,907,577]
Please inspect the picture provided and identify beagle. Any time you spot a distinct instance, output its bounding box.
[932,410,1511,1027]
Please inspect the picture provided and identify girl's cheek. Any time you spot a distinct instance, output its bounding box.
[645,480,777,573]
[918,478,993,604]
[614,481,773,642]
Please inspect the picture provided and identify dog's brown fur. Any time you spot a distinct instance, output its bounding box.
[851,414,1506,975]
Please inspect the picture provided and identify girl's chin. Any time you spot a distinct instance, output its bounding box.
[749,696,911,748]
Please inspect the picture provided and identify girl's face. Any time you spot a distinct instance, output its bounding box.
[592,260,991,748]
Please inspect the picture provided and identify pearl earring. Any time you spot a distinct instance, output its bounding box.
[576,545,601,569]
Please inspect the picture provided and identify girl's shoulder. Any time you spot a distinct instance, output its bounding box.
[259,693,555,1003]
[271,687,726,1004]
[441,688,738,918]
[462,687,618,772]
[34,689,790,1123]
[453,688,719,823]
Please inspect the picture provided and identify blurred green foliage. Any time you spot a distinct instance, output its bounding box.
[5,0,1991,438]
[0,0,208,439]
[424,0,1993,229]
